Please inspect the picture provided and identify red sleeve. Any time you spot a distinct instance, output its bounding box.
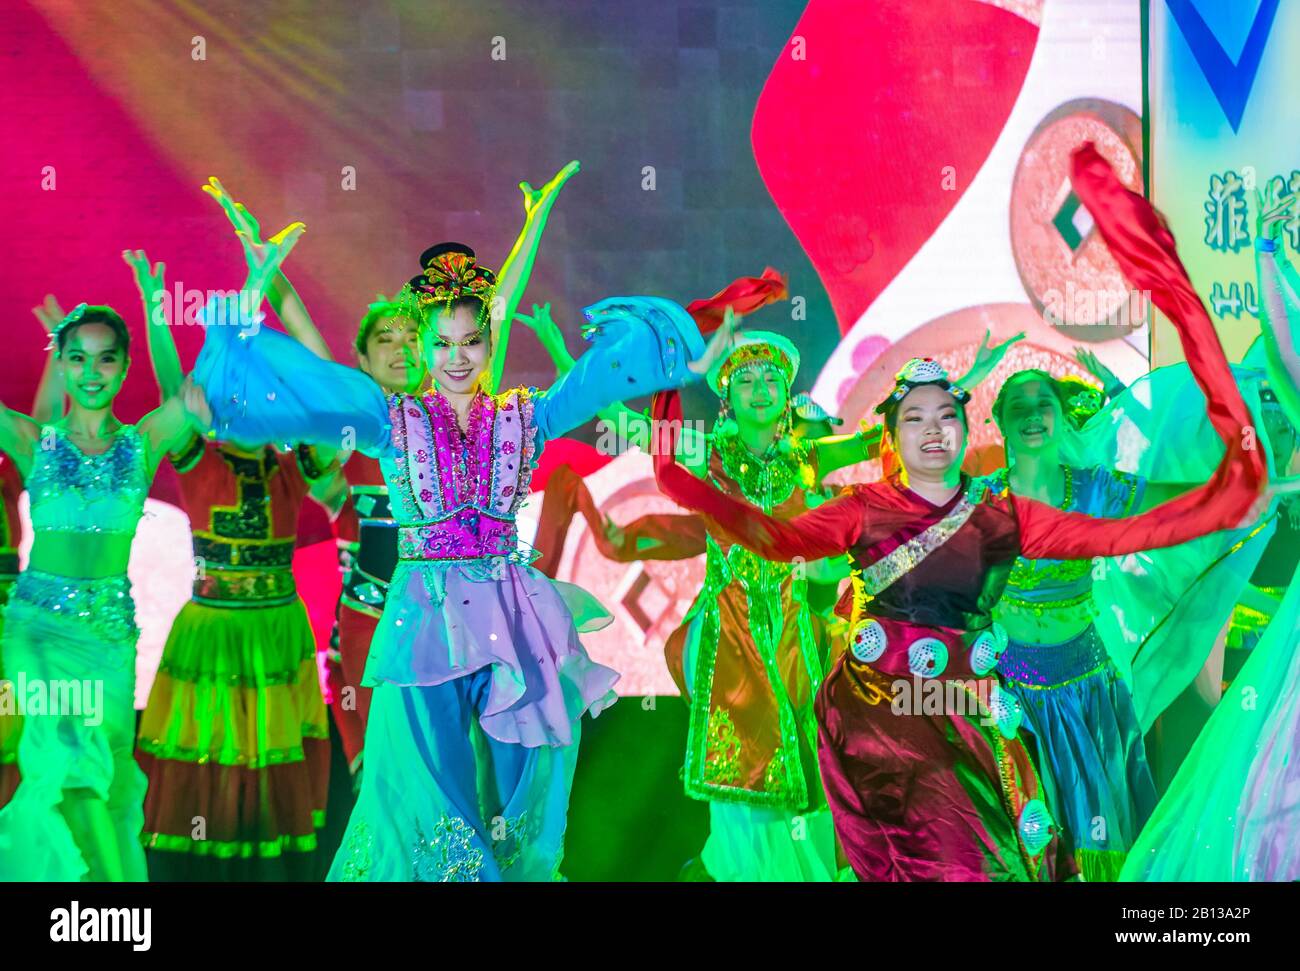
[651,389,865,562]
[615,513,708,562]
[1016,146,1265,560]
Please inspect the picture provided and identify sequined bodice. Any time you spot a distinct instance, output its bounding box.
[27,426,148,538]
[982,465,1143,606]
[383,388,539,560]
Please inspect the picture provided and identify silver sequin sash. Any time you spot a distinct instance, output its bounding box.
[859,495,977,598]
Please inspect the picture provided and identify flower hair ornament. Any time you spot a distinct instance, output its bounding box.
[874,357,971,416]
[47,302,89,352]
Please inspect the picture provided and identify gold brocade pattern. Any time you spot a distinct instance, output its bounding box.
[764,747,791,796]
[704,707,743,785]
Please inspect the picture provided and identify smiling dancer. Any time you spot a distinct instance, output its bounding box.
[650,145,1265,881]
[518,280,1019,881]
[0,225,297,878]
[186,202,730,879]
[976,364,1225,880]
[213,164,578,791]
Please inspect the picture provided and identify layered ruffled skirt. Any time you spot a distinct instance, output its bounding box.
[0,571,147,881]
[136,596,329,880]
[329,558,617,881]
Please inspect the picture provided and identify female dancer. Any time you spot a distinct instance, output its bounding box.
[187,239,729,880]
[0,300,66,810]
[1121,179,1300,881]
[205,167,579,788]
[651,144,1265,881]
[0,223,295,878]
[518,292,1018,880]
[979,367,1206,880]
[120,238,342,881]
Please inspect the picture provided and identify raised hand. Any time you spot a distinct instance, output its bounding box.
[239,221,306,305]
[31,294,67,335]
[519,161,580,220]
[974,329,1023,374]
[1074,347,1122,395]
[687,305,740,376]
[179,375,213,432]
[203,176,264,244]
[122,249,166,325]
[515,302,563,343]
[1255,177,1295,245]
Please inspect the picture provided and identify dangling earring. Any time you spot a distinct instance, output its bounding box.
[714,401,738,439]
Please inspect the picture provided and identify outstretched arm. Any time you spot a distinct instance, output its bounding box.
[1015,145,1265,561]
[203,177,332,361]
[0,403,40,476]
[1075,347,1127,400]
[123,249,184,401]
[956,329,1025,389]
[812,422,882,479]
[487,162,580,393]
[30,295,67,423]
[1254,179,1300,429]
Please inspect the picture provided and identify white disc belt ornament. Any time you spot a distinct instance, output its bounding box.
[907,637,948,678]
[851,619,887,663]
[1018,799,1055,856]
[970,622,1008,676]
[987,682,1023,739]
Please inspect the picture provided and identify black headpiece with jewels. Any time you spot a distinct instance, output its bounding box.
[874,357,971,418]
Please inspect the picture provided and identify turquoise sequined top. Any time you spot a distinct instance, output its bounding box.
[27,425,149,538]
[980,464,1145,610]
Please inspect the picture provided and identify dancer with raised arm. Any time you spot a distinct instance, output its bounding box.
[0,225,295,879]
[120,233,341,881]
[186,222,732,879]
[651,145,1265,881]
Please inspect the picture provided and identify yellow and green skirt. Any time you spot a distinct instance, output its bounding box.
[137,594,329,880]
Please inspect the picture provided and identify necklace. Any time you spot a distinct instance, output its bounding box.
[713,430,807,512]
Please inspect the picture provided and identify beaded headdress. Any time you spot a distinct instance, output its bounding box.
[1058,375,1104,428]
[47,302,89,351]
[874,357,971,417]
[707,331,800,398]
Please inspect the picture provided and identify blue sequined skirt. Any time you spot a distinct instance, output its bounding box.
[0,570,146,880]
[1000,625,1156,881]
